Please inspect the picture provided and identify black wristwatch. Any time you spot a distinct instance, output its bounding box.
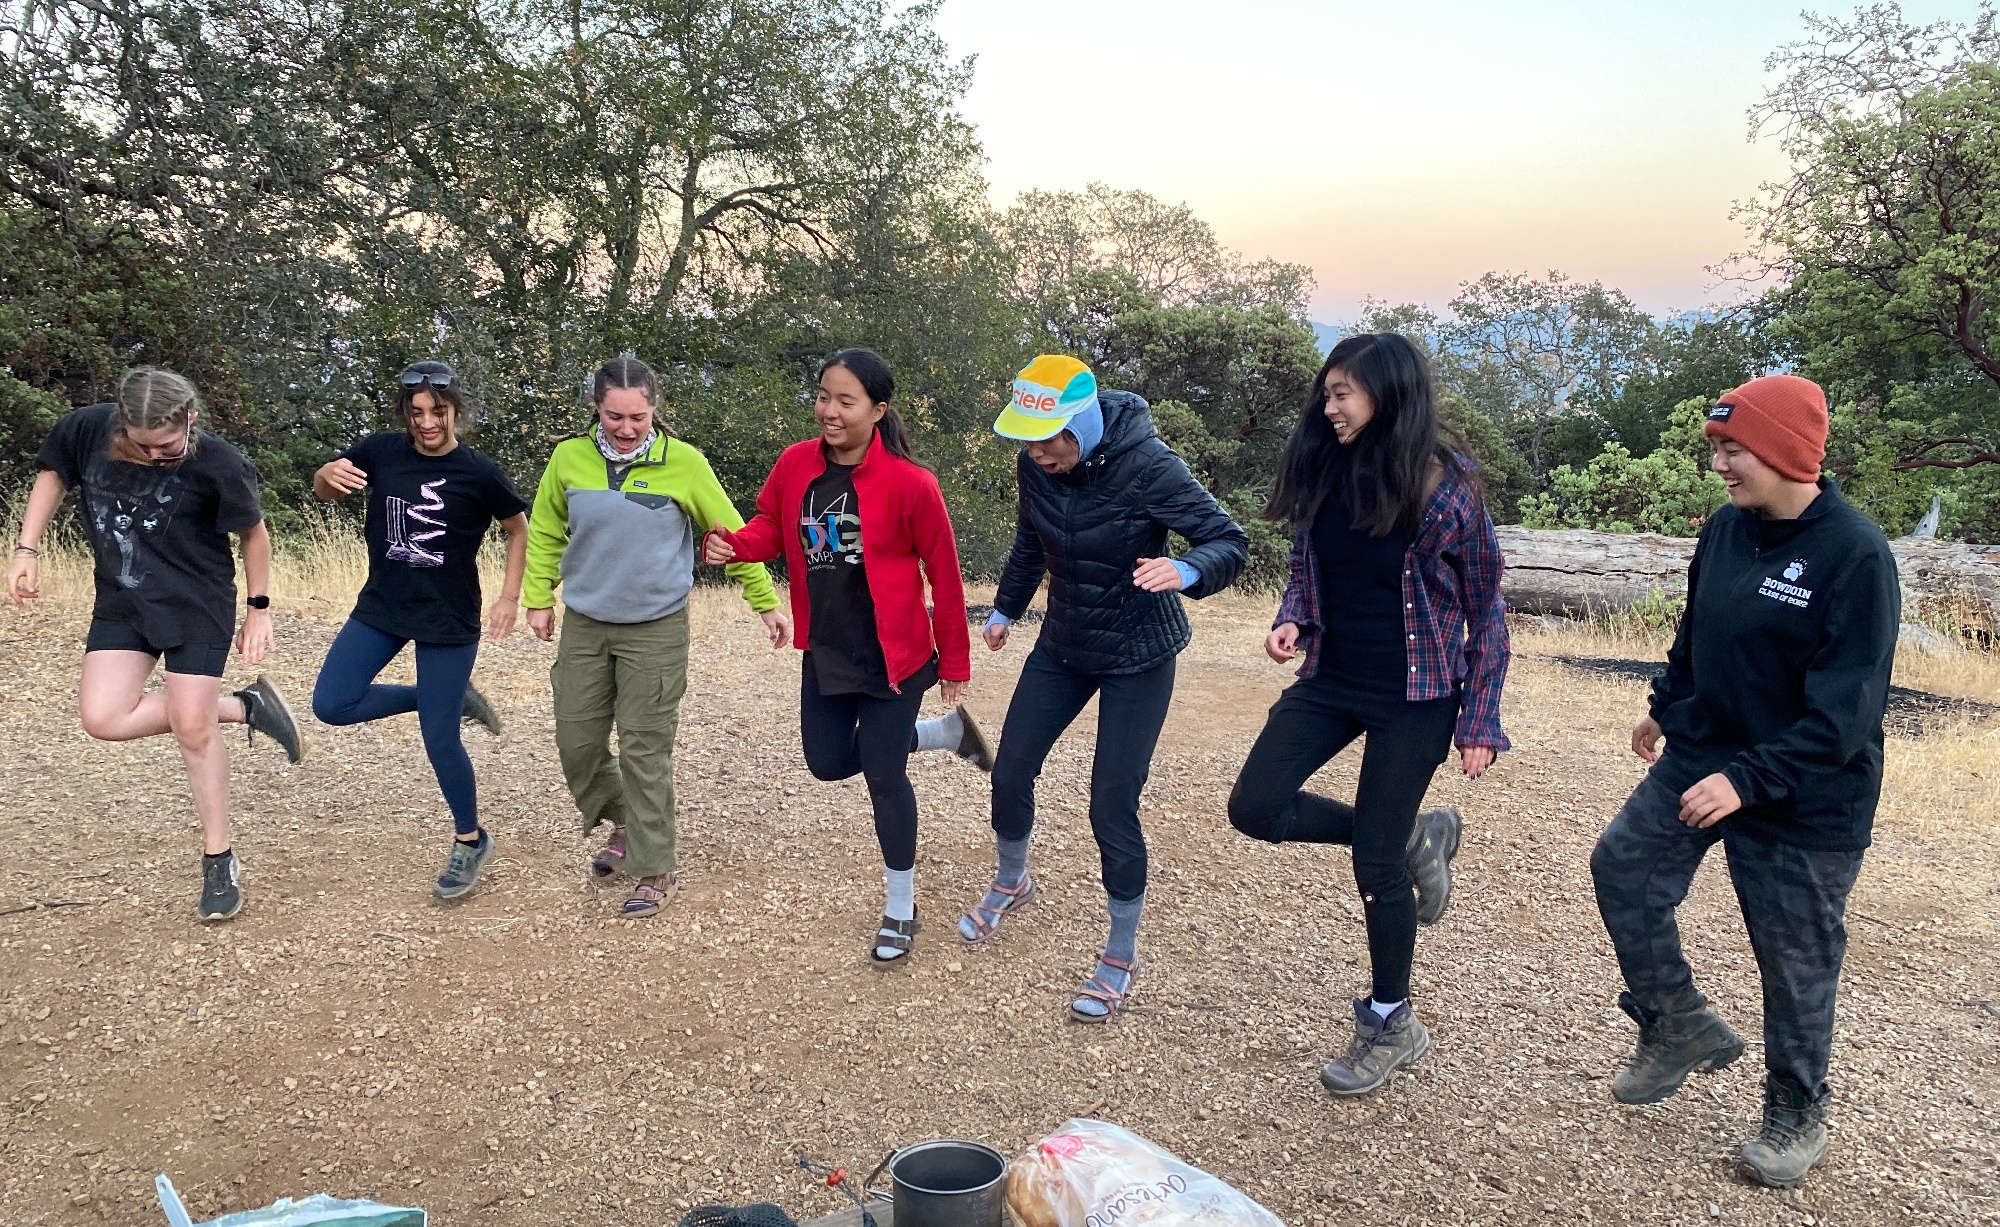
[246,594,271,610]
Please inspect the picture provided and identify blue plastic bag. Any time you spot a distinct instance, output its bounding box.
[157,1175,426,1227]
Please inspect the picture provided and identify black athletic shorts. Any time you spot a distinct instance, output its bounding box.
[85,618,232,678]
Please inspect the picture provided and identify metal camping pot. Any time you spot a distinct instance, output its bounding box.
[862,1138,1008,1227]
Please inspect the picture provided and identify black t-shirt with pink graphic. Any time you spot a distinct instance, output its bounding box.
[338,432,527,644]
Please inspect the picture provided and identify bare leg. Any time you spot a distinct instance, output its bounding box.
[79,652,244,740]
[164,672,231,855]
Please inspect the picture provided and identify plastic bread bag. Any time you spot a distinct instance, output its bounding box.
[1007,1118,1285,1227]
[158,1176,426,1227]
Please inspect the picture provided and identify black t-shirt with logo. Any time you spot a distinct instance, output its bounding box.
[338,432,528,645]
[36,403,263,648]
[799,461,901,697]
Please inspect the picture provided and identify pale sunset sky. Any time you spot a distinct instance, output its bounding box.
[932,0,1988,322]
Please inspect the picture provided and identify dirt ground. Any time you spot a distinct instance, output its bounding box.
[2,587,1997,1227]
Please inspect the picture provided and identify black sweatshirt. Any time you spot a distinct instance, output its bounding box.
[1649,481,1901,851]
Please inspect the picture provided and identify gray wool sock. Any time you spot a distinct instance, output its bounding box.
[911,709,963,753]
[995,835,1030,888]
[1105,892,1143,966]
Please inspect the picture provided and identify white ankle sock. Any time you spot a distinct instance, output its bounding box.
[911,710,963,753]
[1370,997,1404,1020]
[884,867,915,921]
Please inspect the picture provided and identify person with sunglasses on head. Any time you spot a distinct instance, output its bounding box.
[704,349,983,964]
[6,367,304,922]
[965,354,1248,1022]
[1227,332,1509,1096]
[525,356,787,917]
[310,361,530,901]
[1590,376,1897,1189]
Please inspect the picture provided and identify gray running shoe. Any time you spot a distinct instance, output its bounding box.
[1320,998,1430,1096]
[1741,1078,1831,1188]
[461,684,502,736]
[434,831,493,900]
[1407,807,1462,926]
[235,675,305,764]
[198,851,243,922]
[1611,991,1746,1104]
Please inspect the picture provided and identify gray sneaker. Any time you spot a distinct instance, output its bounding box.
[434,831,494,900]
[1320,999,1430,1096]
[1611,991,1746,1104]
[461,685,501,737]
[1407,807,1461,926]
[1741,1078,1831,1188]
[235,675,305,764]
[198,851,243,922]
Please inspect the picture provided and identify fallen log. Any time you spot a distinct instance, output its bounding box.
[1495,525,2000,635]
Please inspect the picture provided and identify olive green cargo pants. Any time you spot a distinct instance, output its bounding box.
[550,607,689,877]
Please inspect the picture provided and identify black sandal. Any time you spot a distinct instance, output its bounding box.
[869,910,921,965]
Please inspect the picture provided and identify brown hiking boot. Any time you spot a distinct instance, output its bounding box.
[1611,991,1746,1104]
[1741,1078,1831,1188]
[1320,999,1430,1096]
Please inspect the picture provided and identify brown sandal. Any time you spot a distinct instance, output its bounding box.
[621,873,677,917]
[590,825,627,879]
[1070,954,1138,1023]
[959,873,1036,943]
[870,910,921,965]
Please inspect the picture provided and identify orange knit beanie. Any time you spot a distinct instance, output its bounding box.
[1703,374,1828,483]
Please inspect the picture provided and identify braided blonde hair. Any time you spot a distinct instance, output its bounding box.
[108,367,202,464]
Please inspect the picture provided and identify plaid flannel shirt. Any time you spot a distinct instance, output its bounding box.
[1274,468,1512,750]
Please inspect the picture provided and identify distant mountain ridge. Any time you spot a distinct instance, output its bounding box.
[1311,321,1338,354]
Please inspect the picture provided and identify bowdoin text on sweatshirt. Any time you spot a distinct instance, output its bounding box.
[1648,480,1901,851]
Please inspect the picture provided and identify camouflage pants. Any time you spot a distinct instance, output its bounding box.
[1590,773,1866,1101]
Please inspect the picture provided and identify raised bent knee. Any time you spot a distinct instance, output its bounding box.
[1226,782,1286,843]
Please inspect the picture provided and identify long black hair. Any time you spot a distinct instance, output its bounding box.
[818,348,919,464]
[1264,332,1474,536]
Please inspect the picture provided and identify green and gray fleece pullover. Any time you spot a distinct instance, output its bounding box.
[524,429,778,623]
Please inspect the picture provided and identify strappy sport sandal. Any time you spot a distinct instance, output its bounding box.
[590,825,627,879]
[870,910,921,966]
[620,873,677,918]
[1070,954,1138,1023]
[958,873,1037,943]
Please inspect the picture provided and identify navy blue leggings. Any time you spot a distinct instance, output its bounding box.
[312,618,480,836]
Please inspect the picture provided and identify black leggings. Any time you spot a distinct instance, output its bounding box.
[799,652,929,872]
[1228,675,1458,1003]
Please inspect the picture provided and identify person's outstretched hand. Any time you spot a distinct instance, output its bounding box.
[526,606,556,643]
[703,531,736,565]
[940,679,968,706]
[4,553,39,607]
[1679,773,1741,829]
[235,608,273,666]
[1460,746,1495,778]
[1264,622,1300,663]
[486,597,518,640]
[983,620,1010,652]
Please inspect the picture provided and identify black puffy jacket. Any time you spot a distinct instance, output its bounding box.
[994,390,1249,675]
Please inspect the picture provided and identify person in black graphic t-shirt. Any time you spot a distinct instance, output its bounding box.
[310,362,530,901]
[7,368,306,923]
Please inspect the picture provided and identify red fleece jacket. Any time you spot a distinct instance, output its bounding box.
[717,432,971,688]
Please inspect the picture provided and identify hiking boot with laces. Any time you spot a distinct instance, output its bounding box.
[1407,807,1461,926]
[198,850,243,922]
[235,675,305,764]
[461,685,502,737]
[1740,1078,1831,1188]
[1610,991,1745,1104]
[434,830,494,900]
[1320,998,1430,1096]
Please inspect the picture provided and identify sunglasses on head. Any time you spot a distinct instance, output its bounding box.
[399,363,458,390]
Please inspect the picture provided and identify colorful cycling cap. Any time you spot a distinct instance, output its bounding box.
[994,354,1099,442]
